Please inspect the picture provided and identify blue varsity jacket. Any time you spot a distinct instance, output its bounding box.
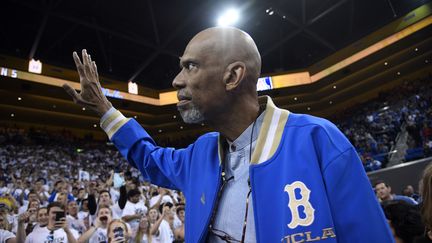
[103,96,394,243]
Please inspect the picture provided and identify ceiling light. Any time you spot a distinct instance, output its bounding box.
[134,115,137,119]
[201,123,205,126]
[414,48,418,52]
[93,124,97,128]
[17,97,22,101]
[217,9,240,26]
[384,62,388,66]
[333,85,337,89]
[180,126,184,130]
[158,129,162,133]
[269,10,274,15]
[173,115,177,119]
[329,101,333,104]
[10,113,14,117]
[282,16,286,19]
[397,72,401,75]
[307,107,311,111]
[294,97,298,101]
[52,105,56,108]
[82,107,86,111]
[426,60,429,64]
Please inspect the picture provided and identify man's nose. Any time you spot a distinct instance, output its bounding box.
[172,72,185,89]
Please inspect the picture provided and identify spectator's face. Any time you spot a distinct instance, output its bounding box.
[139,216,150,231]
[97,208,112,226]
[78,189,85,198]
[99,192,111,205]
[67,201,78,216]
[406,185,414,194]
[56,193,67,205]
[82,200,89,211]
[55,181,64,191]
[28,193,38,202]
[37,208,48,226]
[375,183,391,200]
[129,194,140,204]
[29,200,40,209]
[35,181,42,190]
[149,209,158,221]
[178,209,185,222]
[72,188,78,197]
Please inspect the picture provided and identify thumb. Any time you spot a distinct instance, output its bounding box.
[63,83,80,101]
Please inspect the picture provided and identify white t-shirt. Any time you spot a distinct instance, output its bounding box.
[149,195,173,209]
[66,215,87,235]
[88,227,108,243]
[156,220,173,243]
[0,187,9,196]
[0,229,15,243]
[25,226,79,243]
[121,200,147,231]
[110,187,120,205]
[77,211,89,221]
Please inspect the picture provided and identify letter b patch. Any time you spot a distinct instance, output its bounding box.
[284,181,315,229]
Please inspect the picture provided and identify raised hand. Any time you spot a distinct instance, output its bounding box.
[63,49,113,117]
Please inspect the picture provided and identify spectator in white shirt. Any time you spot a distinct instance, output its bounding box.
[122,189,147,235]
[0,213,16,243]
[107,219,130,243]
[78,205,112,243]
[66,200,86,235]
[24,202,78,243]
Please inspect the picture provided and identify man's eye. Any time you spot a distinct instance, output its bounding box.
[186,63,196,70]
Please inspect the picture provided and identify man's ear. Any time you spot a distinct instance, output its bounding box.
[223,61,246,91]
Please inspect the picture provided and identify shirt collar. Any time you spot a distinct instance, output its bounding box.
[226,109,266,153]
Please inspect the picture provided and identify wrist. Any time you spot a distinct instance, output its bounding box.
[97,102,113,117]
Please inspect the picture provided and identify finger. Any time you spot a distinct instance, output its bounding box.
[72,51,83,67]
[73,52,86,78]
[63,83,80,101]
[92,61,99,80]
[82,49,88,66]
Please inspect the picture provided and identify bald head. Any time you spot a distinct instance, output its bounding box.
[173,27,262,131]
[186,27,262,88]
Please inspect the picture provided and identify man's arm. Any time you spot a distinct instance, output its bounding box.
[316,122,394,242]
[63,50,190,191]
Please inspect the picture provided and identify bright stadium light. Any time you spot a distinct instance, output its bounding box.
[217,9,240,26]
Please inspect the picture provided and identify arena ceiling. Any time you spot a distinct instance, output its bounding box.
[0,0,432,142]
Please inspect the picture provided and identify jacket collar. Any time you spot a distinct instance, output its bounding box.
[217,96,290,165]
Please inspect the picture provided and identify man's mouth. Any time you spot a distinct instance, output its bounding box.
[177,95,192,106]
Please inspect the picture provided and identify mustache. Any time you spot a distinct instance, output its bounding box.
[177,89,191,99]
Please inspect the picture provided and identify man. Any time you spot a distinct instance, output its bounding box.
[121,189,147,233]
[64,27,393,242]
[25,202,78,242]
[402,184,420,202]
[66,200,86,235]
[375,180,418,205]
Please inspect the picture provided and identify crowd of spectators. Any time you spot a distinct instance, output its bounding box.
[333,75,432,171]
[0,127,186,242]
